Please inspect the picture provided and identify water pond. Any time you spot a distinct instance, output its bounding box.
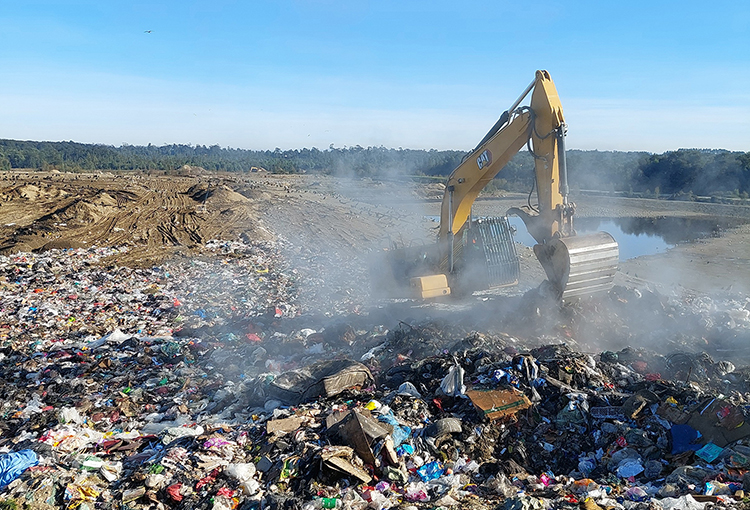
[508,216,744,260]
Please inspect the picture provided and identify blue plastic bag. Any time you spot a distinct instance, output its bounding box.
[417,461,444,482]
[0,449,38,489]
[377,410,411,447]
[670,424,702,454]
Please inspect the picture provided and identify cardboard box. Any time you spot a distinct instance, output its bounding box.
[466,388,532,420]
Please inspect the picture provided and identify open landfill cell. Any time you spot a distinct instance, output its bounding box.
[1,171,750,509]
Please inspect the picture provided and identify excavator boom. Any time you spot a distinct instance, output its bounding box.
[438,109,531,240]
[440,70,567,245]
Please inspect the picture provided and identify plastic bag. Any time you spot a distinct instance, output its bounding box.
[617,459,645,478]
[0,449,39,489]
[377,410,411,447]
[417,461,444,482]
[225,462,256,482]
[58,406,84,424]
[439,364,466,397]
[659,494,708,510]
[397,382,422,398]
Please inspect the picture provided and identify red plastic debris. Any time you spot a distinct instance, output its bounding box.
[196,468,220,490]
[432,398,444,411]
[216,487,235,498]
[167,483,183,502]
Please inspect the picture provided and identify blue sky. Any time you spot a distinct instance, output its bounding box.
[1,1,748,152]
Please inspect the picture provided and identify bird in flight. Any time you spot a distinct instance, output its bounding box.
[144,30,152,33]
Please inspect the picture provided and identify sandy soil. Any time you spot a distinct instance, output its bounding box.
[616,223,750,296]
[0,171,748,299]
[0,172,273,266]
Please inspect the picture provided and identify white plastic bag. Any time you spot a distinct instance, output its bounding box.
[439,364,466,396]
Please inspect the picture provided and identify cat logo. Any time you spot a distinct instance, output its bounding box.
[477,149,492,170]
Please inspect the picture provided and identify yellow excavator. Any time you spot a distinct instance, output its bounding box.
[382,70,619,301]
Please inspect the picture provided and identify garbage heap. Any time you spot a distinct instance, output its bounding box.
[0,245,749,509]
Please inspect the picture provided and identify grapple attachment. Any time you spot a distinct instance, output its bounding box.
[534,231,619,300]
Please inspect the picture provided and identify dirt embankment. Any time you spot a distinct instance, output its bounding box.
[0,173,276,266]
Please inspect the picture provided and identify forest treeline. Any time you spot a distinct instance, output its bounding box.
[1,139,749,198]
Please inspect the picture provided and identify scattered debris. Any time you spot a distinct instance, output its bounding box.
[0,229,750,509]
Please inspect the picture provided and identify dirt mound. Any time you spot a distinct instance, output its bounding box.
[91,191,118,207]
[18,184,41,200]
[3,184,44,201]
[208,185,250,203]
[2,183,69,202]
[0,173,269,265]
[187,183,249,204]
[60,202,109,224]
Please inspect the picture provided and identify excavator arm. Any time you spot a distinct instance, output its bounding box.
[438,109,531,240]
[439,70,568,245]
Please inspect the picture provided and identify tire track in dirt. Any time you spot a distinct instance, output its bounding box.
[0,173,269,266]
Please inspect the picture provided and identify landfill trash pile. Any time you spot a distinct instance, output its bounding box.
[1,241,750,509]
[271,235,369,318]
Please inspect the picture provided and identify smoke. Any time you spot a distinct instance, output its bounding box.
[238,166,440,319]
[222,166,750,378]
